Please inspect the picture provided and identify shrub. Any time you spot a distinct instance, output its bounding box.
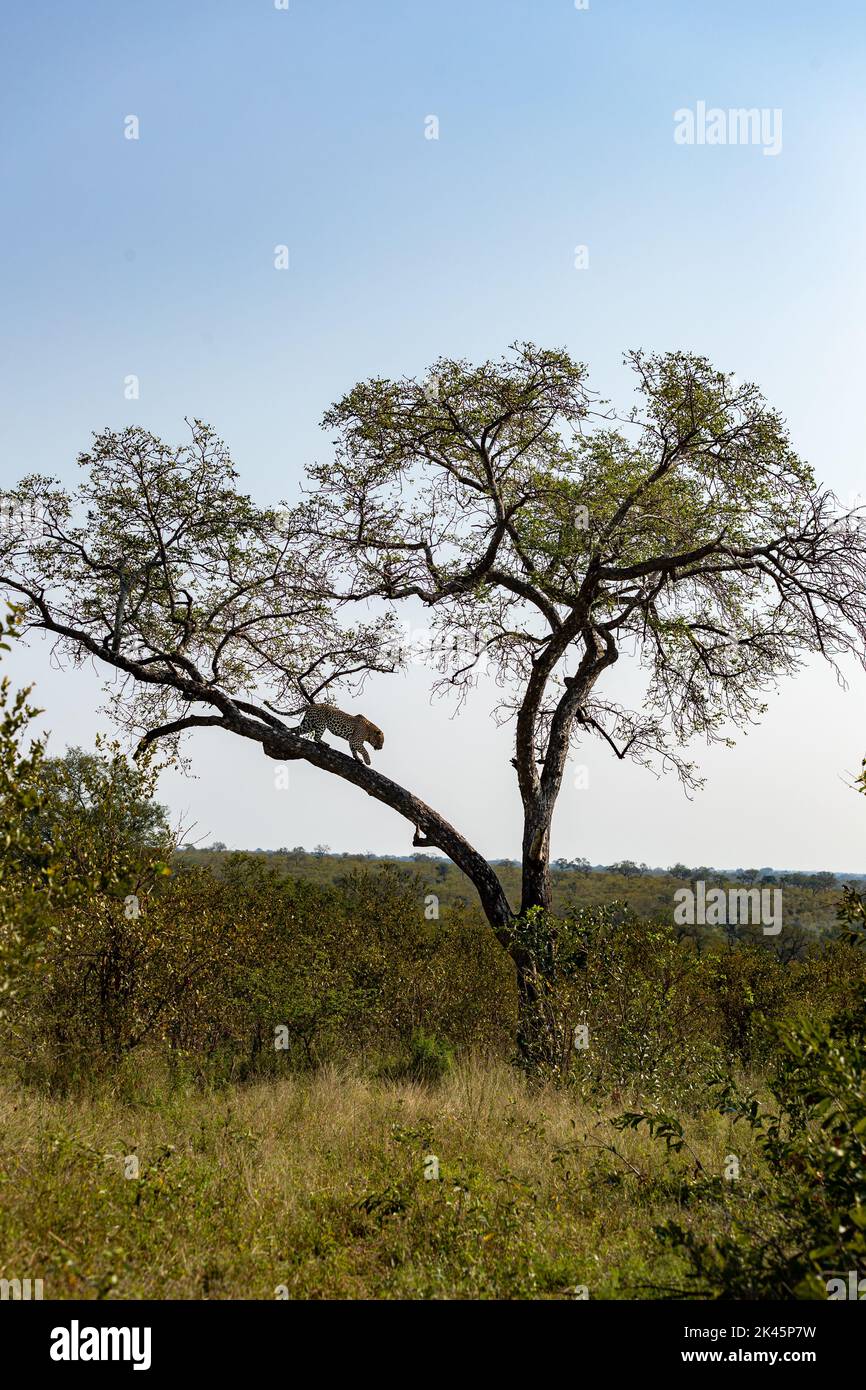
[638,984,866,1298]
[383,1030,455,1084]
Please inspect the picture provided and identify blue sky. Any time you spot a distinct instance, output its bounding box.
[2,0,866,867]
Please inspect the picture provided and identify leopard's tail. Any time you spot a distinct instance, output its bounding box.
[264,700,311,718]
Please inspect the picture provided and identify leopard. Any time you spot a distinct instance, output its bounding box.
[294,704,384,765]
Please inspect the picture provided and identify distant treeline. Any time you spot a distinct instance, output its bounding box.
[177,847,850,940]
[182,845,854,885]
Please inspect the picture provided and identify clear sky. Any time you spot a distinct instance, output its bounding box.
[2,0,866,868]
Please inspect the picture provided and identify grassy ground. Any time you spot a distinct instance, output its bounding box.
[0,1058,758,1300]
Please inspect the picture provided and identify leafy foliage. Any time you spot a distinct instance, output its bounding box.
[641,986,866,1299]
[0,606,58,1013]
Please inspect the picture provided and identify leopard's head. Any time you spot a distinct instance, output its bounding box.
[369,724,384,750]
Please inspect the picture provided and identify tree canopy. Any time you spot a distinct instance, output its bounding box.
[4,343,866,1048]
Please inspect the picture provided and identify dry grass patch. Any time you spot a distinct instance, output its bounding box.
[0,1058,758,1299]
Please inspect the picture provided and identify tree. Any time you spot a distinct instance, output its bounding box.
[4,345,866,1058]
[811,870,837,893]
[15,745,176,1064]
[0,605,58,1014]
[34,745,172,861]
[0,608,178,1056]
[607,860,642,878]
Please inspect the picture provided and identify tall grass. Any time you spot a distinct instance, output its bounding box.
[0,1055,756,1300]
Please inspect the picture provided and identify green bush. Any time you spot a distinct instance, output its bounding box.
[381,1030,455,1084]
[630,984,866,1298]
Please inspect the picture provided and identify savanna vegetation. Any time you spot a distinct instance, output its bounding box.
[179,845,846,943]
[4,345,866,1061]
[1,606,865,1300]
[3,345,866,1300]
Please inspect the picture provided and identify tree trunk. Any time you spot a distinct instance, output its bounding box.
[514,793,562,1066]
[519,811,552,916]
[515,961,542,1067]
